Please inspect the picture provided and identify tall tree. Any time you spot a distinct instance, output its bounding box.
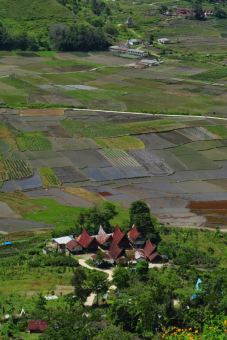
[113,267,130,290]
[88,270,109,305]
[129,200,157,238]
[71,267,91,306]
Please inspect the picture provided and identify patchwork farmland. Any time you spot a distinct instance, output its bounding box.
[0,105,226,231]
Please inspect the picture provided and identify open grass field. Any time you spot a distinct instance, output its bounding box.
[93,136,145,150]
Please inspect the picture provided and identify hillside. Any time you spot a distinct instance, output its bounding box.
[0,0,75,34]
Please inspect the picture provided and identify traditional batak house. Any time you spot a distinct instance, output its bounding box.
[66,239,82,254]
[77,227,99,252]
[28,320,48,334]
[113,224,130,249]
[144,238,163,263]
[128,224,145,249]
[96,226,113,250]
[108,239,125,264]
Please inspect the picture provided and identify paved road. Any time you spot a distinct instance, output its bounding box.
[78,259,113,306]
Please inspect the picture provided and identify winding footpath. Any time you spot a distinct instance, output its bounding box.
[78,259,113,307]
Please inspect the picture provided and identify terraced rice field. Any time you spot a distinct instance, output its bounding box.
[93,136,145,150]
[178,127,217,141]
[0,159,33,181]
[53,166,88,183]
[204,126,227,139]
[17,137,52,151]
[61,120,132,138]
[38,168,61,186]
[99,149,141,167]
[128,149,173,176]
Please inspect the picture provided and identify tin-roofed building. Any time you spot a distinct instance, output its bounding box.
[52,236,74,250]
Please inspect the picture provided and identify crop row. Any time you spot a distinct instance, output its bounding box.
[191,67,227,82]
[179,127,217,141]
[22,137,52,151]
[1,159,33,180]
[61,120,132,138]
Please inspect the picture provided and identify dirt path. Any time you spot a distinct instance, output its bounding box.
[129,29,141,38]
[78,259,113,307]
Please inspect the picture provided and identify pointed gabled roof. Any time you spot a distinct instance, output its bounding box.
[128,224,140,243]
[144,238,156,257]
[78,228,96,248]
[113,224,126,244]
[96,226,113,245]
[66,240,81,250]
[109,240,124,261]
[148,252,162,262]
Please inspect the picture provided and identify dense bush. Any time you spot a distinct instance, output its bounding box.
[49,23,109,52]
[28,253,79,268]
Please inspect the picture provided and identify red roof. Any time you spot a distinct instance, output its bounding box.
[109,240,124,261]
[28,320,48,332]
[66,240,81,250]
[96,226,113,245]
[144,238,156,257]
[148,252,163,262]
[113,224,126,244]
[78,228,96,248]
[128,224,140,243]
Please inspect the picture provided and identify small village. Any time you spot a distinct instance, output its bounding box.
[51,224,165,266]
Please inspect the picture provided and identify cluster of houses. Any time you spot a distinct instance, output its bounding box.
[109,46,149,57]
[164,7,213,19]
[52,224,164,265]
[118,39,149,48]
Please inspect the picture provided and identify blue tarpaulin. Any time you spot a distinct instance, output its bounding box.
[191,278,202,299]
[4,242,11,245]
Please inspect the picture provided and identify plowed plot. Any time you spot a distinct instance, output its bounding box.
[188,200,227,227]
[61,120,132,138]
[82,168,108,181]
[0,159,33,181]
[178,127,217,141]
[17,137,52,151]
[55,138,88,151]
[204,126,227,139]
[53,167,88,183]
[128,149,173,176]
[100,149,141,167]
[93,136,144,150]
[177,154,219,170]
[118,167,148,178]
[158,131,191,145]
[20,108,65,116]
[49,126,72,138]
[134,133,174,149]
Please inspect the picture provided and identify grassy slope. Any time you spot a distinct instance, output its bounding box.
[0,0,75,33]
